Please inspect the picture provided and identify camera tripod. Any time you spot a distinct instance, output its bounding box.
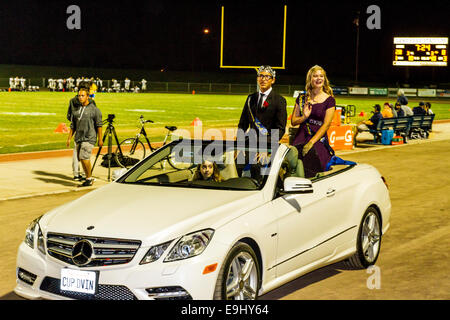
[92,117,123,181]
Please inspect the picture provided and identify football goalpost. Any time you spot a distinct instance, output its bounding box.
[219,5,288,71]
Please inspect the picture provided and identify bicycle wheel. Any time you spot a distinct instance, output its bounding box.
[166,153,196,170]
[115,138,146,167]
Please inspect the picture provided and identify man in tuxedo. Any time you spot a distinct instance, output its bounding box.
[238,65,287,142]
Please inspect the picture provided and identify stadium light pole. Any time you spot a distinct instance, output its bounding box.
[354,11,360,84]
[200,27,211,72]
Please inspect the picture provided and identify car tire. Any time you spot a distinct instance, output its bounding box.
[345,207,382,269]
[213,242,260,300]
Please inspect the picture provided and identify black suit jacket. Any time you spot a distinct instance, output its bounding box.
[238,90,287,141]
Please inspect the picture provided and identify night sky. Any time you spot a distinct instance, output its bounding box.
[0,0,449,85]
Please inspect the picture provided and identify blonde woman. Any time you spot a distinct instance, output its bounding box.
[290,65,336,178]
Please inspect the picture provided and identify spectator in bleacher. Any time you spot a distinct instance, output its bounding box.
[354,104,382,143]
[382,102,394,118]
[397,89,408,106]
[394,102,405,117]
[402,103,414,116]
[389,103,397,117]
[424,102,434,115]
[413,101,427,115]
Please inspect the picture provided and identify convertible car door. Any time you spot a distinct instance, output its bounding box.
[270,178,347,278]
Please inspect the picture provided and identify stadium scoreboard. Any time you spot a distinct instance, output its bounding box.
[393,37,448,66]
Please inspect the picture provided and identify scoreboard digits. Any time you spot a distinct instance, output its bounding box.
[393,37,448,66]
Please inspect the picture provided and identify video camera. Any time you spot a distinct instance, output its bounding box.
[103,114,116,125]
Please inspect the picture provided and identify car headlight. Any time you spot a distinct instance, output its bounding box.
[24,216,42,249]
[164,229,214,262]
[140,240,173,265]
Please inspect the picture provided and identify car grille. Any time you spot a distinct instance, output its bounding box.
[46,232,141,267]
[40,277,137,300]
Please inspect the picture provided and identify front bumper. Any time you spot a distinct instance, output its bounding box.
[14,240,229,300]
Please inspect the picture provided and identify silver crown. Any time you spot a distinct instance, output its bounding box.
[257,65,276,78]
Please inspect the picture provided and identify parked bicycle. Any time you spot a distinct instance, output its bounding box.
[114,115,185,168]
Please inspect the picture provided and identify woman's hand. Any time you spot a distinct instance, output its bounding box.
[302,141,314,157]
[303,102,312,118]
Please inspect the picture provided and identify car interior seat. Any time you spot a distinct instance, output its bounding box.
[219,150,238,180]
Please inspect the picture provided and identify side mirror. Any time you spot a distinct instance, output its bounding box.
[283,177,313,194]
[112,168,128,181]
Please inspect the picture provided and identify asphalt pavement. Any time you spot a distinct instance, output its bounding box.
[1,122,449,201]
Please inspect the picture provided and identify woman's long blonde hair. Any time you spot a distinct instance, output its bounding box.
[192,160,223,182]
[305,65,334,99]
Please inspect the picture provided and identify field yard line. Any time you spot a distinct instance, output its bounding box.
[125,109,166,112]
[0,127,56,131]
[0,112,57,116]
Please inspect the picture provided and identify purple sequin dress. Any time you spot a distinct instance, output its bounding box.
[292,95,336,177]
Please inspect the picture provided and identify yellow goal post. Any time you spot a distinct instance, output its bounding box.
[219,5,287,71]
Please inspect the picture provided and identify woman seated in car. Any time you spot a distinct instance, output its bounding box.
[192,159,224,182]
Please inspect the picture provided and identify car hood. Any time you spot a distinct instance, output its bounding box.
[40,182,262,247]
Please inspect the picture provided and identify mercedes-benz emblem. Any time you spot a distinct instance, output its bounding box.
[71,239,94,266]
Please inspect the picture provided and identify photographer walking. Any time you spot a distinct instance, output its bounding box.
[66,81,97,181]
[66,86,103,186]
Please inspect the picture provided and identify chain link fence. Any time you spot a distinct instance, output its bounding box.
[1,77,449,98]
[0,77,301,95]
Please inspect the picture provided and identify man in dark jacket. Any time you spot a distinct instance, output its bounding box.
[354,104,383,143]
[237,65,287,143]
[413,101,426,115]
[394,102,405,117]
[237,66,287,180]
[397,89,408,106]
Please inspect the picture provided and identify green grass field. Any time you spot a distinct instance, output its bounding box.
[0,91,449,154]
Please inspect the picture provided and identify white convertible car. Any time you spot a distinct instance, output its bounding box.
[15,139,391,300]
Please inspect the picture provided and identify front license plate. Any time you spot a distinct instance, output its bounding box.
[60,269,97,295]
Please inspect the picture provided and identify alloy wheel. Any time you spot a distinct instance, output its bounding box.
[225,252,258,300]
[361,211,381,263]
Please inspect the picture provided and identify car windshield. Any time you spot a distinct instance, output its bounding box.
[118,139,277,190]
